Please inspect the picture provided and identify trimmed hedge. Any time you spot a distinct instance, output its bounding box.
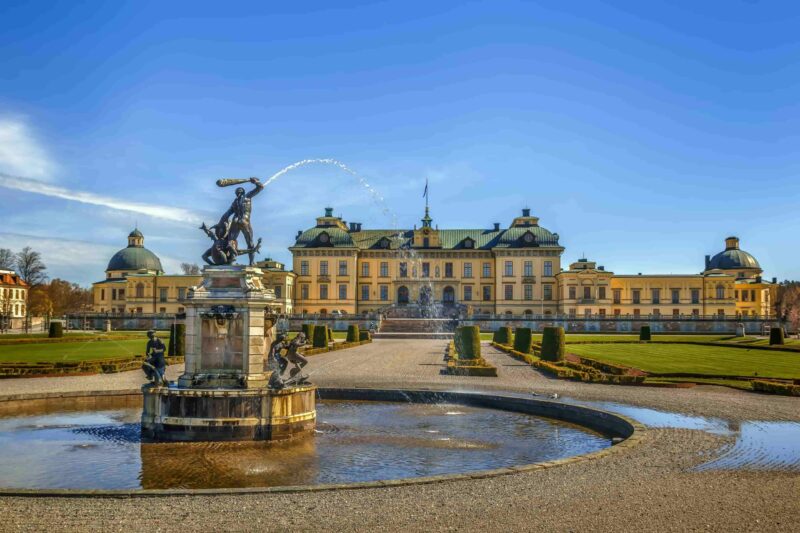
[493,327,512,345]
[327,326,333,343]
[513,328,533,354]
[301,338,372,356]
[540,326,565,362]
[312,325,328,348]
[752,379,800,396]
[640,325,651,341]
[359,330,371,342]
[48,322,63,338]
[172,323,185,356]
[346,325,360,343]
[769,327,785,346]
[455,326,481,359]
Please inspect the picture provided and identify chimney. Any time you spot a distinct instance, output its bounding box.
[522,208,531,217]
[349,222,358,232]
[357,223,362,231]
[296,230,302,239]
[324,207,334,217]
[756,275,762,283]
[705,255,711,269]
[772,277,777,284]
[493,222,500,231]
[598,266,605,271]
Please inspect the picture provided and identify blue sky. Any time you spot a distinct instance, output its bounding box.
[1,0,799,286]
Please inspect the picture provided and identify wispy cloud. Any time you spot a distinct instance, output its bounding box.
[0,117,56,181]
[0,172,204,225]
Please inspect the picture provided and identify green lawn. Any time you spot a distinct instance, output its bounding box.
[567,343,800,379]
[0,339,145,363]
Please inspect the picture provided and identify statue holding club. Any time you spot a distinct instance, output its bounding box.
[200,177,264,266]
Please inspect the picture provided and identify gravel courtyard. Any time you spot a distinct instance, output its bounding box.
[1,339,798,532]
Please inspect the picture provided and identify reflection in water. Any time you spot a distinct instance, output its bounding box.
[0,401,609,490]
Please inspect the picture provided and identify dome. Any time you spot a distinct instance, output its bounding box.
[705,237,760,272]
[106,246,164,272]
[129,228,143,238]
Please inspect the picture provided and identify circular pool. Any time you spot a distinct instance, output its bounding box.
[0,389,638,493]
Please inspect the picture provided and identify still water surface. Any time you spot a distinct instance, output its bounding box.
[0,401,610,490]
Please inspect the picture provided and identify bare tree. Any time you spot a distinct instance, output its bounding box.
[180,263,201,275]
[0,248,15,271]
[15,247,48,332]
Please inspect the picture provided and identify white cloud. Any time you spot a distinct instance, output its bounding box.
[0,117,56,181]
[0,173,204,225]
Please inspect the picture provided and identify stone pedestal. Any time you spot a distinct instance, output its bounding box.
[142,265,316,442]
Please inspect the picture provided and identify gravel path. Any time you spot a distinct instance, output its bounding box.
[1,339,799,532]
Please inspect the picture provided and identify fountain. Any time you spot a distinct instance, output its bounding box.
[140,176,316,442]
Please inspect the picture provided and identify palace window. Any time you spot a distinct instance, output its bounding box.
[742,290,749,302]
[159,307,166,314]
[444,262,453,278]
[598,287,606,300]
[716,285,725,300]
[361,285,369,301]
[614,309,621,317]
[524,284,533,300]
[463,262,473,278]
[319,284,328,300]
[543,261,553,277]
[300,261,309,276]
[543,284,553,301]
[750,290,756,301]
[482,262,491,277]
[275,286,282,298]
[118,289,125,298]
[524,261,533,277]
[691,289,700,304]
[380,262,389,277]
[399,262,408,278]
[673,309,680,318]
[653,309,660,318]
[569,308,576,318]
[483,286,491,301]
[599,309,606,317]
[583,286,591,300]
[159,288,168,303]
[464,286,473,301]
[380,285,389,301]
[338,284,347,300]
[320,261,329,276]
[651,289,660,304]
[361,262,370,277]
[423,237,429,248]
[339,261,348,276]
[632,290,641,304]
[301,285,310,299]
[504,284,513,300]
[633,309,640,318]
[100,289,105,300]
[584,309,591,318]
[717,309,725,317]
[613,289,621,304]
[568,287,576,300]
[672,289,680,304]
[504,261,513,276]
[135,283,144,298]
[692,309,699,318]
[422,263,430,278]
[178,287,186,300]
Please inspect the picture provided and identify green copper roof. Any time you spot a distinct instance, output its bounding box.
[293,227,356,248]
[707,248,761,271]
[107,246,164,272]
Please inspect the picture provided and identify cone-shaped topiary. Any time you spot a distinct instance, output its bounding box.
[640,325,651,341]
[327,326,333,343]
[513,327,533,354]
[494,327,512,345]
[456,326,481,359]
[770,327,785,345]
[173,323,186,356]
[346,324,360,342]
[48,322,63,338]
[359,330,371,341]
[540,326,565,362]
[168,324,176,356]
[313,325,328,348]
[302,324,315,342]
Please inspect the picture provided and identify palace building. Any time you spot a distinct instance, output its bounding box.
[0,269,28,328]
[290,207,777,319]
[91,229,295,315]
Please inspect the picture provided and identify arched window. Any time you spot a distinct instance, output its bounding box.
[523,309,533,317]
[135,283,144,298]
[715,285,725,300]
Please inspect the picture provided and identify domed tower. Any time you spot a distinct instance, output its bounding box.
[703,236,762,279]
[105,228,164,279]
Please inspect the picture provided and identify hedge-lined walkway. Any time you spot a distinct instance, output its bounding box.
[1,339,799,532]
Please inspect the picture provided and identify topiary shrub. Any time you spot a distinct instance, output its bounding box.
[302,324,315,342]
[48,322,63,338]
[540,326,565,362]
[455,326,481,359]
[172,323,186,356]
[168,324,176,356]
[769,327,785,346]
[327,326,333,343]
[313,325,328,348]
[513,327,533,354]
[640,325,651,341]
[494,327,512,345]
[359,330,371,342]
[346,324,360,343]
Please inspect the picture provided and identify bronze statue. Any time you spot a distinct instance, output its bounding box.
[200,176,264,266]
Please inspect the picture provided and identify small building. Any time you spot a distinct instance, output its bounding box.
[0,269,28,329]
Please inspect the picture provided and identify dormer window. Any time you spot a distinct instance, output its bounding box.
[522,231,536,245]
[318,231,331,246]
[379,237,390,249]
[463,237,475,249]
